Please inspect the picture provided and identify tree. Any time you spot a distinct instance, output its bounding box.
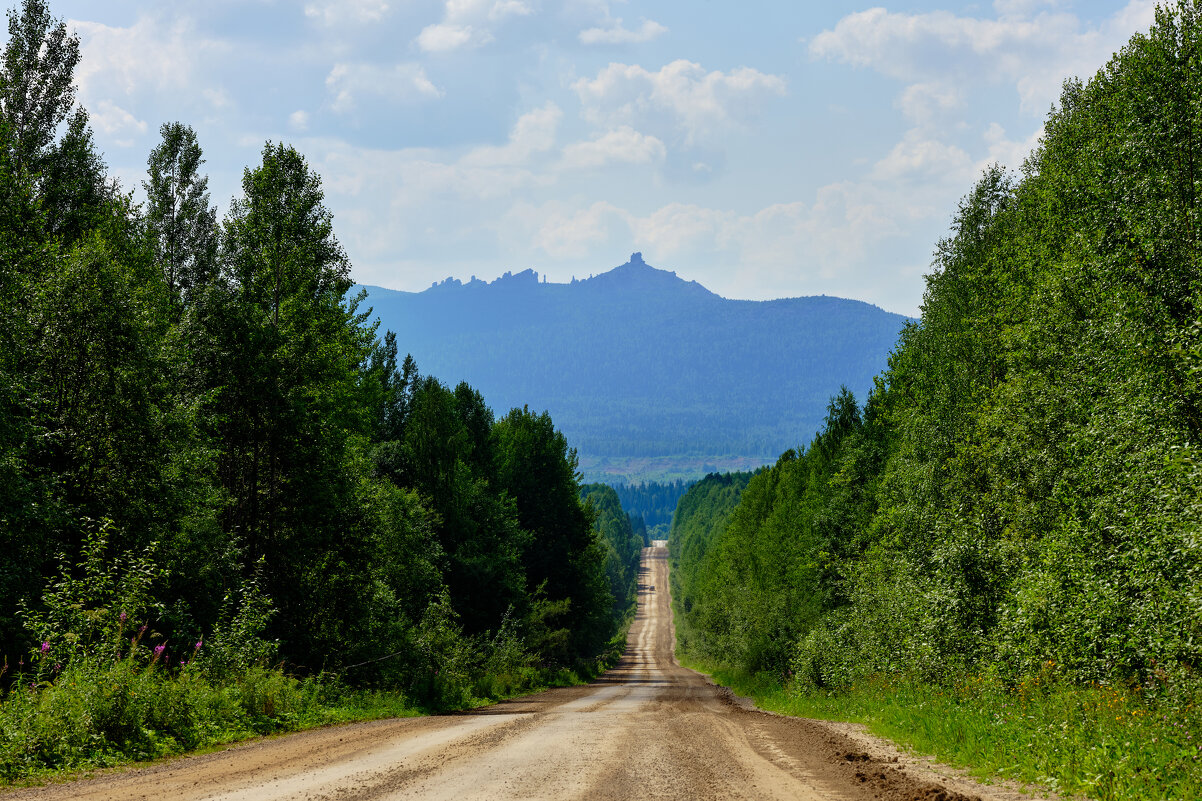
[145,122,218,306]
[0,0,79,175]
[208,141,371,664]
[396,375,529,636]
[493,407,611,662]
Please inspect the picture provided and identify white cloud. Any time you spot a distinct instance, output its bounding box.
[461,103,562,167]
[871,130,973,183]
[312,104,564,210]
[896,82,963,127]
[416,0,533,52]
[809,1,1157,115]
[71,15,212,99]
[304,0,390,25]
[289,110,311,132]
[561,126,665,169]
[628,203,736,256]
[579,18,668,45]
[978,121,1045,173]
[90,99,148,145]
[488,0,533,20]
[617,183,931,298]
[417,23,492,52]
[203,88,232,109]
[325,62,443,113]
[993,0,1064,18]
[514,201,629,259]
[493,173,929,299]
[573,59,786,146]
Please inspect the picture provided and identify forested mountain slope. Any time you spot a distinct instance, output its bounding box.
[360,254,910,481]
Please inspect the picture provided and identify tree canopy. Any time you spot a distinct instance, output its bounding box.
[0,0,629,708]
[671,0,1202,695]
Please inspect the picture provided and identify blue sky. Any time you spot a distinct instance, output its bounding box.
[48,0,1156,315]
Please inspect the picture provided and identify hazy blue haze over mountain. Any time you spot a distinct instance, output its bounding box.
[360,254,910,482]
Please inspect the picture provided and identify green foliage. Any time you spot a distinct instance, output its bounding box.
[0,657,419,781]
[0,0,79,174]
[667,470,755,659]
[19,519,163,669]
[580,484,643,622]
[194,572,278,682]
[610,479,691,533]
[671,9,1202,797]
[494,407,612,663]
[0,0,639,783]
[144,122,217,305]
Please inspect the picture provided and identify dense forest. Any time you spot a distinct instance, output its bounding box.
[0,0,639,771]
[611,479,693,539]
[672,1,1202,700]
[361,254,910,481]
[580,485,646,624]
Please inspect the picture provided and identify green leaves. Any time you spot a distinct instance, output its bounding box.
[0,0,79,174]
[145,123,218,306]
[674,0,1202,698]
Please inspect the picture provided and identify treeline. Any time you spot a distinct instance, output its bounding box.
[667,471,754,658]
[611,479,693,535]
[672,2,1202,696]
[581,485,646,623]
[0,0,633,736]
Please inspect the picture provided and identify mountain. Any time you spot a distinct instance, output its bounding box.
[359,253,910,482]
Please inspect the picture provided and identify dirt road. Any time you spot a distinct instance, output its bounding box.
[5,545,1035,800]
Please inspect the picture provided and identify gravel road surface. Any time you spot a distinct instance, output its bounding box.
[3,545,1041,801]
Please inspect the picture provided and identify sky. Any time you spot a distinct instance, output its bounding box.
[44,0,1158,316]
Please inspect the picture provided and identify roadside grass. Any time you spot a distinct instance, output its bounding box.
[0,658,420,785]
[0,627,629,787]
[679,654,1202,801]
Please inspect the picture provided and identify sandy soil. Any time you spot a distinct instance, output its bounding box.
[2,545,1047,801]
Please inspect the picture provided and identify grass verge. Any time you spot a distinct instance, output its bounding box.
[679,654,1202,801]
[0,628,628,788]
[0,660,420,785]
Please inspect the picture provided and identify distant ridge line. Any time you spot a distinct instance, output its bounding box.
[360,253,910,483]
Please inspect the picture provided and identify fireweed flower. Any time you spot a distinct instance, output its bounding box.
[39,642,49,654]
[194,640,202,650]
